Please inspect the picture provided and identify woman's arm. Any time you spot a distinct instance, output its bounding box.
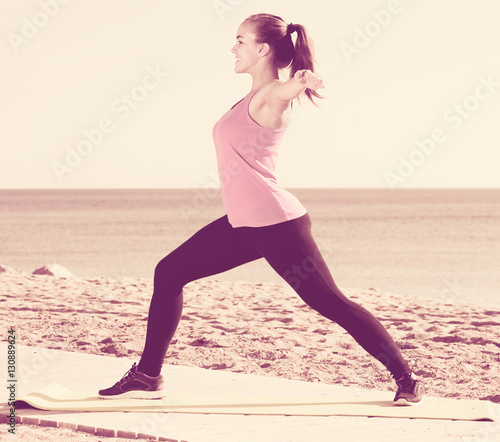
[270,69,324,104]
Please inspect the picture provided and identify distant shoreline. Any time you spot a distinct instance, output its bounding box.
[2,188,499,307]
[1,187,499,191]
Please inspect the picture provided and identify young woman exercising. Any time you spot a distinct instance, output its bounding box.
[99,13,424,406]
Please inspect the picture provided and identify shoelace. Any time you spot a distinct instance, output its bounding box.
[118,362,138,383]
[397,374,417,393]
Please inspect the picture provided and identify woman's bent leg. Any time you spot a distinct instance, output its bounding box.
[138,215,262,377]
[235,214,410,379]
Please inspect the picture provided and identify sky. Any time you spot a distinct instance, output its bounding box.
[1,0,499,189]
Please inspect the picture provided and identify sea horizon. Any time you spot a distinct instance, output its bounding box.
[2,188,499,307]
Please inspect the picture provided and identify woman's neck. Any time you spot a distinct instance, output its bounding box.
[250,67,279,92]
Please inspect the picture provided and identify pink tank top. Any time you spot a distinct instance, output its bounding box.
[212,88,307,227]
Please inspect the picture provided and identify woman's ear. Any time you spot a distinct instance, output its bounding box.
[258,43,270,57]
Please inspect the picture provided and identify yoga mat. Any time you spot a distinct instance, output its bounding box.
[16,382,496,421]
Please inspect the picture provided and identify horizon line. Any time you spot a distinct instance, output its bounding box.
[1,187,499,191]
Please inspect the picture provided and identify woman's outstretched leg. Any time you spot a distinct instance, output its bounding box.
[235,214,416,382]
[98,215,261,398]
[137,215,262,377]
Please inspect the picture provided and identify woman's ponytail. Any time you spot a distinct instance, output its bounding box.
[245,14,323,105]
[289,24,323,105]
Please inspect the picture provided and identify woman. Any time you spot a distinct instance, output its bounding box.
[99,13,424,406]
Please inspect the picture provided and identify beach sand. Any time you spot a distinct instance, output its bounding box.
[1,264,500,440]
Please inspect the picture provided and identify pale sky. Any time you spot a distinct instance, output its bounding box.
[1,0,499,189]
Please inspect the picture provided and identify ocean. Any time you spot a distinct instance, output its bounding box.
[1,188,499,307]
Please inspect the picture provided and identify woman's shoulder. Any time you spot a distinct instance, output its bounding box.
[255,80,288,104]
[267,79,286,92]
[261,80,293,113]
[249,80,292,128]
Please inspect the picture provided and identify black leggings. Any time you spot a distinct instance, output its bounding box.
[138,213,409,379]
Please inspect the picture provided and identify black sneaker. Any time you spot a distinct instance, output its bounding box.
[98,363,166,399]
[393,372,425,406]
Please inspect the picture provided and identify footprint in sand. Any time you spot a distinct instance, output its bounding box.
[431,335,464,344]
[189,337,225,348]
[100,343,128,356]
[74,340,91,346]
[471,321,500,326]
[210,324,237,333]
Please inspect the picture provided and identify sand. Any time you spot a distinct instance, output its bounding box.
[1,264,500,440]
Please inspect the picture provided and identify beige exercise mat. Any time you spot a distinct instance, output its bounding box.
[16,382,496,421]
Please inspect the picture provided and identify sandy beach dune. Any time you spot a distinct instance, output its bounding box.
[2,264,499,407]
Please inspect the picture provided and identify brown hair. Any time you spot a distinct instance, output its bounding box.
[244,13,323,105]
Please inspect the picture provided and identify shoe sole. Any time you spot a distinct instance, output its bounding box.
[98,390,167,400]
[393,397,423,406]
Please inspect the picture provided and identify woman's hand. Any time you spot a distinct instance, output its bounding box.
[294,69,325,90]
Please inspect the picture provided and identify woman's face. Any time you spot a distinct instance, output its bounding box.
[231,22,265,74]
